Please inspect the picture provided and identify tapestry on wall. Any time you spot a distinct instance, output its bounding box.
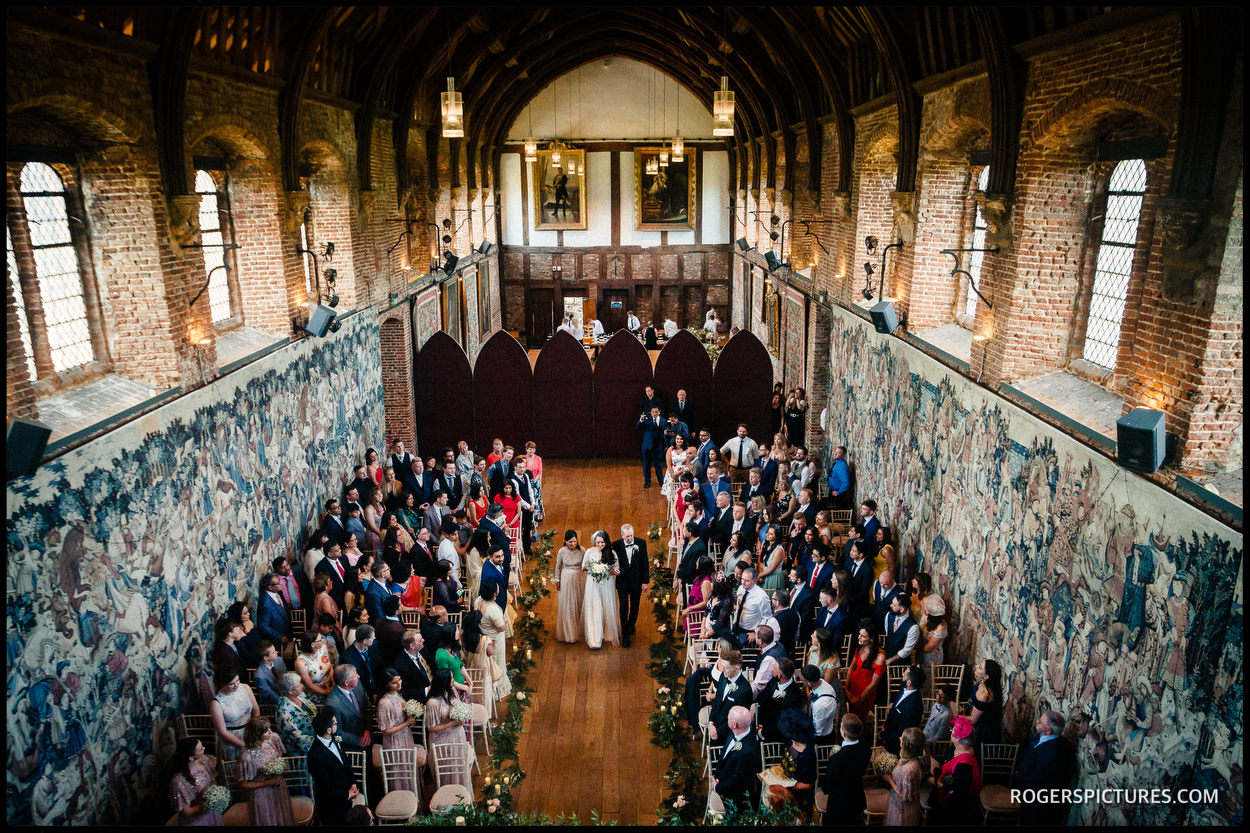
[462,265,481,362]
[5,315,386,825]
[822,308,1242,826]
[781,285,806,391]
[413,284,441,351]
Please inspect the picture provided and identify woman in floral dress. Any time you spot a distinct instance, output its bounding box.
[293,632,333,705]
[275,673,318,755]
[425,669,474,792]
[169,738,224,825]
[885,727,924,825]
[237,716,293,825]
[376,669,419,792]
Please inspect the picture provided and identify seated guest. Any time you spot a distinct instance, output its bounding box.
[817,714,872,823]
[392,629,434,701]
[925,685,956,743]
[256,575,291,651]
[340,625,379,702]
[711,706,760,814]
[326,665,372,753]
[800,664,839,746]
[374,595,407,668]
[756,657,806,743]
[253,640,288,705]
[883,593,920,666]
[765,709,818,821]
[1013,710,1074,824]
[882,665,926,755]
[431,560,463,613]
[306,708,361,825]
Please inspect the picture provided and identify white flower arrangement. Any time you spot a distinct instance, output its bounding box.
[588,562,612,583]
[261,757,286,777]
[402,699,425,718]
[201,784,231,814]
[449,701,475,723]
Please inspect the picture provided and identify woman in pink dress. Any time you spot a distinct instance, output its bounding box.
[169,738,224,826]
[377,669,419,792]
[884,727,924,825]
[237,716,293,825]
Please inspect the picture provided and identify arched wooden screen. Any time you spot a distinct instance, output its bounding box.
[592,331,654,457]
[473,330,535,453]
[653,330,714,435]
[712,330,775,445]
[532,330,594,458]
[415,331,474,459]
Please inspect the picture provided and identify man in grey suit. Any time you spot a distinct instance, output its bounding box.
[325,664,373,753]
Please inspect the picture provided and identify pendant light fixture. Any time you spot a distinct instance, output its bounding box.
[550,80,560,166]
[671,76,684,162]
[713,75,734,137]
[659,78,669,167]
[441,77,464,138]
[524,98,537,161]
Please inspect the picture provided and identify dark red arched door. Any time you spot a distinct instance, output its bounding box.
[415,331,474,459]
[473,330,534,454]
[712,330,775,445]
[592,331,654,458]
[532,330,594,458]
[653,329,714,436]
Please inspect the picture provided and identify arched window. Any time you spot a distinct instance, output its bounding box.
[8,162,97,375]
[1083,158,1147,370]
[964,165,991,319]
[299,213,316,304]
[194,168,237,324]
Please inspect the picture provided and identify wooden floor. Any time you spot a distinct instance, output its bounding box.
[512,459,672,825]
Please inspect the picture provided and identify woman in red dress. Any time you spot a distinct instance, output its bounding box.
[493,480,521,528]
[844,622,886,719]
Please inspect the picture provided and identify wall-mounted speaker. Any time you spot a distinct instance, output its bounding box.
[477,241,493,256]
[869,301,900,334]
[7,418,52,478]
[764,250,781,271]
[443,252,460,273]
[1117,408,1166,473]
[304,304,337,338]
[735,237,749,251]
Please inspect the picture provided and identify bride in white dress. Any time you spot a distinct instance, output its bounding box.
[661,434,692,498]
[581,530,622,649]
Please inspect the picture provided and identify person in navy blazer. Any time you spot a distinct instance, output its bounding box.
[693,429,715,480]
[307,709,359,825]
[1014,710,1074,824]
[478,508,512,576]
[321,498,348,546]
[340,625,380,700]
[362,561,392,623]
[637,405,667,488]
[845,544,875,625]
[859,499,881,557]
[814,584,850,648]
[758,453,780,498]
[817,713,872,824]
[882,666,926,755]
[257,573,291,647]
[700,462,733,513]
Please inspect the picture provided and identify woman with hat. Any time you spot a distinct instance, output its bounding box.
[919,596,948,669]
[927,715,981,824]
[554,530,587,643]
[763,708,818,821]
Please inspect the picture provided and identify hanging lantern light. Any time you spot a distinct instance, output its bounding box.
[645,156,659,175]
[550,142,561,167]
[712,75,734,137]
[671,134,684,162]
[577,162,585,176]
[659,149,669,167]
[524,137,538,162]
[441,77,464,138]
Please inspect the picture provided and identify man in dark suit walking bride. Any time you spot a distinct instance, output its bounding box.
[611,524,650,647]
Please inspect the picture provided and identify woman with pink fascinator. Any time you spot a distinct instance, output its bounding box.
[927,714,982,825]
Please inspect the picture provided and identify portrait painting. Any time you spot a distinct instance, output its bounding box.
[634,146,696,230]
[531,148,587,230]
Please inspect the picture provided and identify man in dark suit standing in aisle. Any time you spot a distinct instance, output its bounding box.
[637,405,667,489]
[307,708,360,826]
[612,524,650,646]
[818,713,872,824]
[673,388,695,433]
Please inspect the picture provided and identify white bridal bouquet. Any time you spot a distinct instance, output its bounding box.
[201,784,231,813]
[588,561,612,583]
[449,701,475,723]
[403,699,425,718]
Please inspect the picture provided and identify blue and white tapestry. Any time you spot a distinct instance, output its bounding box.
[5,313,385,825]
[823,307,1243,825]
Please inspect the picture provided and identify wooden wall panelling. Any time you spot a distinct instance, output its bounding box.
[532,330,595,458]
[415,330,475,459]
[592,331,654,457]
[472,330,535,451]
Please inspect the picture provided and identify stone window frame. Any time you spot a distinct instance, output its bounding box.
[953,164,992,329]
[5,159,110,393]
[192,161,244,330]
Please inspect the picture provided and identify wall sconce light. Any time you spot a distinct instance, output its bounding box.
[441,77,464,138]
[735,237,750,252]
[940,248,998,310]
[864,235,879,254]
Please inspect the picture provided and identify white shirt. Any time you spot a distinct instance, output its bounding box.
[627,313,641,331]
[810,680,839,737]
[720,436,760,468]
[886,612,920,660]
[304,549,325,582]
[752,644,781,697]
[791,461,814,492]
[735,585,772,632]
[896,687,917,707]
[437,538,461,582]
[663,319,678,338]
[591,319,605,338]
[318,734,344,764]
[557,320,579,337]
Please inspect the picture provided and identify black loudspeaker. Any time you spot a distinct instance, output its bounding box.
[304,304,337,338]
[443,252,460,273]
[869,301,900,334]
[7,418,52,478]
[735,237,749,251]
[477,241,493,256]
[764,250,781,271]
[1117,408,1166,473]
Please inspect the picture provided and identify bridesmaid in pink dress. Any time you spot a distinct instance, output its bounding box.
[238,717,293,825]
[377,669,420,792]
[169,738,225,826]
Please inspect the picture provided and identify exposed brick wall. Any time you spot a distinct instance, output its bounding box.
[379,309,416,449]
[851,113,900,305]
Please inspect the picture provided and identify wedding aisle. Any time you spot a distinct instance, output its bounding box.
[512,459,672,824]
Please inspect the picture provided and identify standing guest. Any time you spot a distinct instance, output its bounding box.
[393,562,423,611]
[346,466,374,505]
[364,488,386,556]
[817,714,872,823]
[509,456,537,555]
[756,658,806,743]
[456,440,475,479]
[275,673,318,759]
[360,557,389,623]
[825,446,852,510]
[388,440,415,488]
[627,309,642,333]
[409,527,438,583]
[882,666,926,755]
[391,629,433,702]
[678,555,716,633]
[859,500,881,555]
[783,388,807,447]
[693,428,715,481]
[487,446,515,499]
[424,490,451,543]
[772,479,798,527]
[806,628,843,689]
[270,556,304,615]
[225,602,262,668]
[637,384,663,417]
[883,594,920,666]
[814,578,850,649]
[673,388,695,431]
[711,706,759,814]
[294,632,334,705]
[474,584,513,702]
[700,461,733,513]
[732,567,774,647]
[436,517,464,583]
[707,491,734,552]
[720,531,748,576]
[771,588,802,657]
[382,512,414,575]
[582,530,622,650]
[637,405,667,489]
[375,668,420,792]
[257,575,291,652]
[612,525,650,646]
[845,542,874,625]
[209,667,260,761]
[841,524,864,566]
[480,550,508,614]
[464,482,489,529]
[1012,710,1073,824]
[326,665,372,753]
[342,607,370,653]
[307,709,360,825]
[756,525,787,593]
[794,488,818,528]
[874,526,897,578]
[969,658,1004,745]
[431,560,462,614]
[720,423,760,485]
[769,392,784,438]
[434,460,464,510]
[343,501,368,548]
[342,532,365,571]
[237,717,293,825]
[523,441,544,515]
[340,625,379,702]
[925,685,956,743]
[303,531,331,583]
[927,715,982,825]
[920,597,949,668]
[788,445,816,495]
[380,466,404,510]
[212,618,247,679]
[424,669,475,792]
[871,569,904,630]
[664,411,691,448]
[253,640,288,705]
[493,481,521,528]
[705,656,755,747]
[461,611,497,716]
[907,571,934,623]
[374,596,407,667]
[739,467,768,507]
[168,738,225,825]
[315,542,351,609]
[406,457,434,508]
[845,623,887,720]
[751,624,787,697]
[675,522,709,590]
[759,443,785,498]
[463,529,489,604]
[800,664,840,745]
[321,498,348,547]
[555,531,587,643]
[884,727,925,825]
[468,455,489,497]
[644,319,660,349]
[312,574,340,637]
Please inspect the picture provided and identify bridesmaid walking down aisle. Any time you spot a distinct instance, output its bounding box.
[555,531,586,643]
